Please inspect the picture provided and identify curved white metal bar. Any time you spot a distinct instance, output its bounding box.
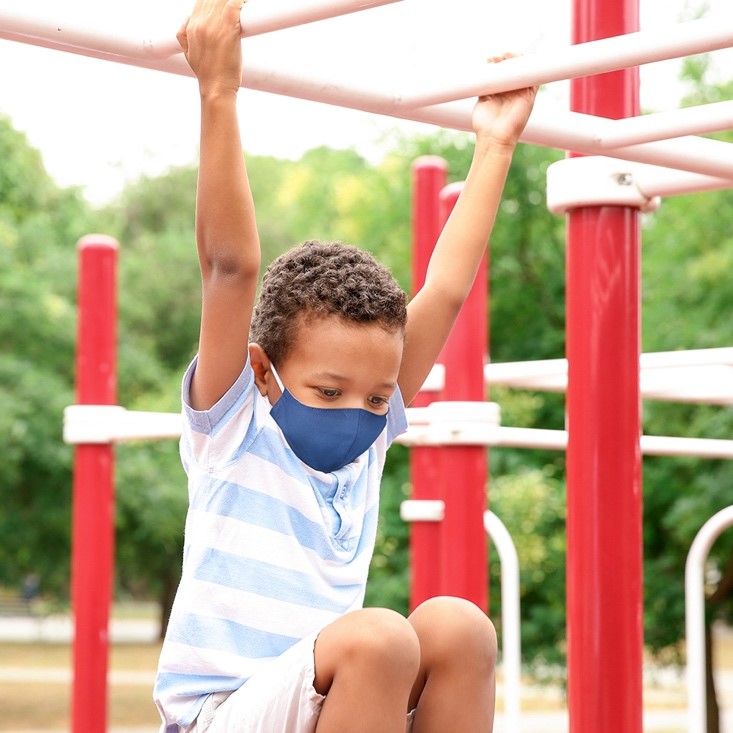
[484,510,522,733]
[685,506,733,733]
[400,15,733,108]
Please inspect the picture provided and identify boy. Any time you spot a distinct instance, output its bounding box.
[154,0,537,731]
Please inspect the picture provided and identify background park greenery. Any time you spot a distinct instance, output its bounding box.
[1,57,732,725]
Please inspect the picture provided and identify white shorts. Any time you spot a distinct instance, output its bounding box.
[190,631,416,733]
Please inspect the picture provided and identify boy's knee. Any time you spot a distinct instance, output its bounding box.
[316,608,420,688]
[410,596,497,672]
[343,608,421,670]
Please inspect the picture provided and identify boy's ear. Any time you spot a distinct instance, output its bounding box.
[248,343,271,397]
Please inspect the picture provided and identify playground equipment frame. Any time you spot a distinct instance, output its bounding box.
[4,0,733,731]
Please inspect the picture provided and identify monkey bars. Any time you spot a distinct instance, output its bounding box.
[0,0,732,189]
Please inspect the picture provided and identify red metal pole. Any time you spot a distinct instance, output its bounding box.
[566,0,643,731]
[436,183,489,612]
[409,157,448,610]
[71,235,118,733]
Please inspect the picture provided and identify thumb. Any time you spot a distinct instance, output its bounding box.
[176,17,190,54]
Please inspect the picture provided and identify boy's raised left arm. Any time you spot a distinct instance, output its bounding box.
[398,63,537,405]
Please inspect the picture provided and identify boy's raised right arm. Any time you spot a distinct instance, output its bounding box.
[178,0,260,412]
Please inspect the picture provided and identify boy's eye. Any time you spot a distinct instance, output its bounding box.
[320,388,340,398]
[368,395,389,407]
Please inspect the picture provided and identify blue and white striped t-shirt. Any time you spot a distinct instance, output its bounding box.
[153,356,408,730]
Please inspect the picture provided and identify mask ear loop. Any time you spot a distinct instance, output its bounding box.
[269,362,285,392]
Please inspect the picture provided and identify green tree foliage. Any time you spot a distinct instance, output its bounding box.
[0,115,94,596]
[640,57,733,669]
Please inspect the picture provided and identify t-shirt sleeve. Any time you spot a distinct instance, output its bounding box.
[179,355,258,472]
[386,385,408,445]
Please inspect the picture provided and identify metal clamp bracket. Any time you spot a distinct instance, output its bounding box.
[547,155,661,214]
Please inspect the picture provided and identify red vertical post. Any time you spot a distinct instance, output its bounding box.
[436,183,489,612]
[566,0,643,731]
[409,156,448,610]
[71,235,119,733]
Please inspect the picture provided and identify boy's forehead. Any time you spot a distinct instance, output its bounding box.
[287,313,404,374]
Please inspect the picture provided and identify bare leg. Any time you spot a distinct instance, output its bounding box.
[314,607,420,733]
[408,597,497,733]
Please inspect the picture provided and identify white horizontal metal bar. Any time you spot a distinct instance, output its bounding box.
[484,350,733,382]
[685,506,733,733]
[63,405,183,444]
[521,112,733,180]
[633,166,733,198]
[0,2,165,61]
[0,0,401,60]
[63,404,733,458]
[494,428,733,459]
[401,15,733,108]
[215,50,733,181]
[150,0,403,59]
[419,363,446,393]
[485,359,567,387]
[2,7,733,183]
[595,101,733,149]
[642,434,733,458]
[485,349,733,404]
[640,347,733,368]
[401,401,502,446]
[222,58,733,181]
[400,499,445,522]
[492,426,568,451]
[230,59,733,181]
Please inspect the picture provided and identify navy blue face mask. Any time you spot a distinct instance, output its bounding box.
[269,363,388,473]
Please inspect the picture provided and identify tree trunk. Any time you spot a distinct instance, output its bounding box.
[705,619,720,733]
[158,566,179,641]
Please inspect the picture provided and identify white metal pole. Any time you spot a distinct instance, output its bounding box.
[685,506,733,733]
[484,348,733,375]
[639,435,733,459]
[62,405,733,458]
[224,61,733,181]
[400,15,733,108]
[633,166,733,198]
[484,349,733,402]
[0,0,402,60]
[595,101,733,149]
[521,112,733,180]
[640,348,733,369]
[150,0,403,58]
[2,6,733,183]
[484,511,522,733]
[0,2,169,61]
[497,428,733,459]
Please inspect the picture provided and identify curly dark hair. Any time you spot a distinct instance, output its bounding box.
[251,240,408,365]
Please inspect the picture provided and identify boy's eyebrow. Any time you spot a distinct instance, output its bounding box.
[311,372,397,391]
